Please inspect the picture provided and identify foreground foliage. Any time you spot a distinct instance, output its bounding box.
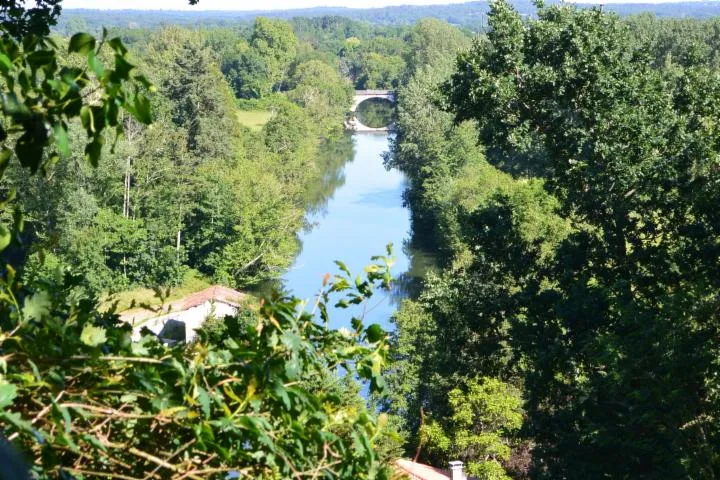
[0,4,393,477]
[1,257,393,478]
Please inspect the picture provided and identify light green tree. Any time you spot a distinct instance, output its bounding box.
[288,59,354,137]
[422,378,523,480]
[403,19,471,78]
[250,17,298,93]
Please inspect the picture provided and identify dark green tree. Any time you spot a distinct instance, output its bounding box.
[442,1,720,477]
[0,0,62,38]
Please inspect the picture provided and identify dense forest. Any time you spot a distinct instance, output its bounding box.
[0,2,395,478]
[384,2,720,479]
[4,16,371,296]
[56,1,720,33]
[1,0,720,478]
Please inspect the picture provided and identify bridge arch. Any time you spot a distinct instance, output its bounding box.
[346,90,396,132]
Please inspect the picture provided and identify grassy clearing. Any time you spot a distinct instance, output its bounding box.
[100,269,212,313]
[237,110,273,132]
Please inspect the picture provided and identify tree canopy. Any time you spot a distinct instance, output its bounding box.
[385,1,720,478]
[0,1,395,478]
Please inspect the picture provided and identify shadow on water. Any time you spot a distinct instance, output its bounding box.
[250,134,357,299]
[390,238,439,307]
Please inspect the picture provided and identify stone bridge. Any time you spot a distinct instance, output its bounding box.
[346,90,396,133]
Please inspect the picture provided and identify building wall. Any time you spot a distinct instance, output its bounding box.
[131,301,238,343]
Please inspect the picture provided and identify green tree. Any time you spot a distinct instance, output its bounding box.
[441,1,720,477]
[357,52,405,89]
[225,48,272,99]
[287,59,353,137]
[148,27,243,161]
[0,3,395,478]
[189,153,304,287]
[250,17,298,94]
[403,19,471,78]
[422,378,523,480]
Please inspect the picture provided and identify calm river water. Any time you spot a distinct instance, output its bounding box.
[281,133,412,331]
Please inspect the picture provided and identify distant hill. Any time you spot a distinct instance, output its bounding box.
[57,1,720,33]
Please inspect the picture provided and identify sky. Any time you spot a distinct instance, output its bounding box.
[63,0,719,10]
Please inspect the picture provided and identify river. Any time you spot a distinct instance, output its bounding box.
[282,133,412,331]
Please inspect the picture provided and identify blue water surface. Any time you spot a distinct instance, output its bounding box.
[282,133,411,331]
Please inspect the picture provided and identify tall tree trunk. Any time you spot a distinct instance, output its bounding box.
[123,164,130,219]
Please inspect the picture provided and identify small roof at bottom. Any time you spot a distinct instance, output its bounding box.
[395,459,451,480]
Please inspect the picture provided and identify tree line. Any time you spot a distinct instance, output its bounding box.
[384,4,720,479]
[55,2,720,35]
[1,17,358,296]
[0,3,394,478]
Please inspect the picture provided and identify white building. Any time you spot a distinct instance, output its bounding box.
[120,285,246,344]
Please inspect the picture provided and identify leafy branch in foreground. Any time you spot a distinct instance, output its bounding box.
[0,251,394,479]
[0,28,152,179]
[0,11,395,477]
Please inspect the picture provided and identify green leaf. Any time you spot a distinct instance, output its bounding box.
[334,260,351,276]
[80,106,92,133]
[85,135,105,167]
[53,123,69,157]
[113,55,135,81]
[132,94,152,125]
[15,130,45,172]
[0,53,12,73]
[26,50,55,68]
[68,33,96,55]
[281,332,301,351]
[81,433,108,453]
[196,387,211,419]
[59,405,72,433]
[108,37,128,56]
[1,411,34,435]
[365,324,385,343]
[0,223,10,252]
[87,50,105,78]
[0,383,17,409]
[134,74,156,93]
[80,324,107,347]
[22,291,51,321]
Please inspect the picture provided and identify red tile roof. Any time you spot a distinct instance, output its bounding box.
[119,285,246,324]
[395,459,451,480]
[179,285,245,310]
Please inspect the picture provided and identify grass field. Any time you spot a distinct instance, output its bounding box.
[237,110,273,132]
[100,269,212,313]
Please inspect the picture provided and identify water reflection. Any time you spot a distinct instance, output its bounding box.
[391,239,440,305]
[356,98,395,129]
[303,134,356,216]
[282,133,427,330]
[256,133,436,331]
